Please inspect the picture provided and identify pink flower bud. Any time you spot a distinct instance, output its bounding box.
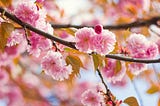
[94,24,103,34]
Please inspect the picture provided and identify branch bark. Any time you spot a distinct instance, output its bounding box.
[51,17,160,30]
[0,7,160,63]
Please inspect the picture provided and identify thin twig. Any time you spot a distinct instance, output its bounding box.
[97,69,109,92]
[23,26,31,45]
[52,41,60,51]
[97,69,115,106]
[51,17,160,30]
[105,54,160,63]
[0,7,160,63]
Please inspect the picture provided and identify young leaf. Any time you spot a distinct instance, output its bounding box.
[61,28,77,36]
[110,42,119,54]
[114,60,121,74]
[126,63,135,80]
[92,54,103,71]
[146,85,159,94]
[66,55,83,76]
[0,22,14,51]
[0,0,12,7]
[124,96,139,106]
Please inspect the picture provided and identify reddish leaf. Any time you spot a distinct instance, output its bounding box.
[92,54,104,71]
[0,0,12,7]
[66,55,83,76]
[124,96,139,106]
[114,60,121,74]
[0,22,14,51]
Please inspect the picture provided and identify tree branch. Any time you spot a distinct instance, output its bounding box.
[97,69,115,106]
[97,69,108,92]
[0,7,76,49]
[51,17,160,30]
[0,7,160,63]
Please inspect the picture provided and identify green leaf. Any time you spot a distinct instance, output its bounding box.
[114,60,121,74]
[0,22,14,51]
[124,96,139,106]
[92,54,103,71]
[146,85,159,94]
[66,55,83,76]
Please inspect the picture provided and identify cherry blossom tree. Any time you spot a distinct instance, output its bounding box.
[0,0,160,106]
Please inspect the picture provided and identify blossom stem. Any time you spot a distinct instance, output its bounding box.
[23,26,31,45]
[97,69,115,106]
[97,69,108,92]
[0,7,160,63]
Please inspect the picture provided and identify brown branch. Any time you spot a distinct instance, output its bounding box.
[0,7,160,63]
[105,54,160,63]
[51,17,160,30]
[0,7,76,49]
[97,69,115,106]
[97,69,108,92]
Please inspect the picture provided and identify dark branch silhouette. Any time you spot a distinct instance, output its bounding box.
[51,17,160,30]
[0,7,160,63]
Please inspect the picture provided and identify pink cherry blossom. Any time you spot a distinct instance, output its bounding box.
[28,34,52,57]
[73,82,93,103]
[81,88,104,106]
[126,33,148,58]
[41,51,72,81]
[14,1,39,25]
[75,27,94,52]
[7,86,24,106]
[36,0,45,3]
[146,43,159,58]
[126,33,159,59]
[128,63,147,75]
[27,21,53,57]
[53,82,70,100]
[0,68,9,86]
[90,29,116,55]
[102,59,126,84]
[7,30,25,47]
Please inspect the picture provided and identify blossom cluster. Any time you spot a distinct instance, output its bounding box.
[75,24,116,55]
[102,59,126,84]
[126,33,159,75]
[81,85,105,106]
[41,51,72,81]
[12,0,53,57]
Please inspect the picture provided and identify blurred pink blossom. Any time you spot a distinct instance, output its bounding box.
[126,33,158,59]
[128,63,147,75]
[41,51,72,81]
[102,59,126,84]
[7,30,25,47]
[0,68,9,86]
[81,87,104,106]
